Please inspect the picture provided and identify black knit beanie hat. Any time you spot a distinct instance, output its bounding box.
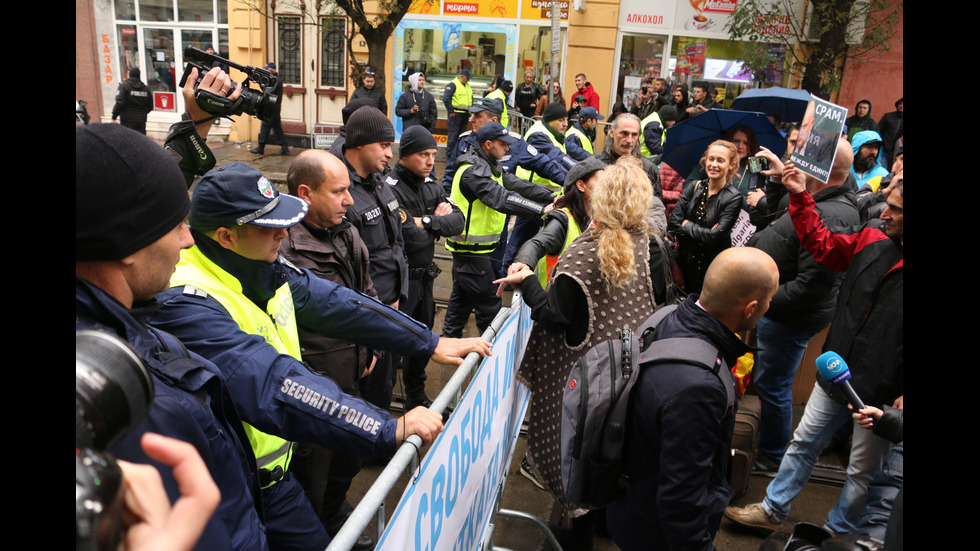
[346,106,395,148]
[543,102,568,123]
[399,126,438,158]
[76,124,189,261]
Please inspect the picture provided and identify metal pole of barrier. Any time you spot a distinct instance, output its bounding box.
[491,509,564,551]
[325,294,523,551]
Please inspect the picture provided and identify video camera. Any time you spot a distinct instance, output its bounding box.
[179,45,280,122]
[75,331,154,551]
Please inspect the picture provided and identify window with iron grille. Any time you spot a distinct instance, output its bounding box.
[277,16,301,84]
[321,17,347,88]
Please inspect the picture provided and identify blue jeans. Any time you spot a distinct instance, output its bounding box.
[762,383,892,533]
[753,316,820,460]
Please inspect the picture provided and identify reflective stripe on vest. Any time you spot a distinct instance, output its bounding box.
[446,164,507,254]
[451,77,473,113]
[486,88,509,128]
[515,120,566,192]
[171,245,299,488]
[639,111,666,158]
[565,125,594,155]
[536,207,583,287]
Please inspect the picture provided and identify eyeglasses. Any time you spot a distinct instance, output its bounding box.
[364,71,375,76]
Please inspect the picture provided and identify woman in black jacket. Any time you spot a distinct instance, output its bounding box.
[668,140,742,294]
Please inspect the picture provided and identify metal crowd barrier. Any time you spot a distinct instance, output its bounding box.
[325,292,557,551]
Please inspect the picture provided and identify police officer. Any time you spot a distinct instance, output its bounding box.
[639,106,668,162]
[485,79,513,130]
[341,106,408,410]
[112,67,153,134]
[443,97,572,189]
[507,102,572,270]
[386,126,465,409]
[565,106,604,161]
[151,160,491,550]
[443,68,474,157]
[442,122,557,337]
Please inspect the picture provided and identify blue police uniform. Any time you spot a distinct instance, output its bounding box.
[77,276,269,551]
[151,233,442,550]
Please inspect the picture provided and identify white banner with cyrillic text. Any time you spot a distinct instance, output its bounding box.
[376,300,532,551]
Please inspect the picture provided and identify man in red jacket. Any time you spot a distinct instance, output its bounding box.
[573,73,600,110]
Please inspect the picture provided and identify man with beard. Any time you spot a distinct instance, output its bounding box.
[350,69,387,114]
[850,131,889,189]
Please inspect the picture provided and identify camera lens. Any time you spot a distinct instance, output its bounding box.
[76,331,154,451]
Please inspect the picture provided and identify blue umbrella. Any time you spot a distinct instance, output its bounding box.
[730,86,812,123]
[663,109,787,178]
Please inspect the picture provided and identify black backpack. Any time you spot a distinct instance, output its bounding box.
[559,304,735,509]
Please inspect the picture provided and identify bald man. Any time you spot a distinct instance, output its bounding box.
[607,248,778,551]
[280,149,381,549]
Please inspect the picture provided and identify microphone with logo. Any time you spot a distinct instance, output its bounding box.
[815,351,871,426]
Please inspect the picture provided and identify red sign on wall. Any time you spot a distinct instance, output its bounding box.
[154,92,177,112]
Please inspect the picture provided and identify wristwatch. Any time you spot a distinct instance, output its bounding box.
[422,215,433,228]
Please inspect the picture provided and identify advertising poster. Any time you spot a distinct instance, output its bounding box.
[790,96,848,183]
[675,37,706,76]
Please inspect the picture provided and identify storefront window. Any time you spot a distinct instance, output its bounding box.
[394,20,517,137]
[143,28,177,92]
[278,17,302,84]
[178,0,214,22]
[114,0,136,20]
[117,25,140,78]
[670,37,753,106]
[321,18,346,88]
[139,0,174,22]
[218,28,229,57]
[181,29,214,55]
[104,0,228,122]
[616,33,667,110]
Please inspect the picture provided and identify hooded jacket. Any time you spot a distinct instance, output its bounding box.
[395,73,438,132]
[112,76,153,123]
[845,103,879,141]
[850,131,889,189]
[576,81,600,110]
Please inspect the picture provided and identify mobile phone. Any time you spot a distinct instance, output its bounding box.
[748,156,771,174]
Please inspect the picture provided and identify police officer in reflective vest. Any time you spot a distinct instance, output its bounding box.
[443,122,557,337]
[443,68,474,158]
[485,79,512,130]
[565,106,604,161]
[640,108,668,162]
[508,102,571,271]
[154,162,470,550]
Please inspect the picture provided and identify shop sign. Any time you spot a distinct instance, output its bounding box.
[437,0,519,18]
[618,0,803,40]
[522,0,569,21]
[153,92,177,112]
